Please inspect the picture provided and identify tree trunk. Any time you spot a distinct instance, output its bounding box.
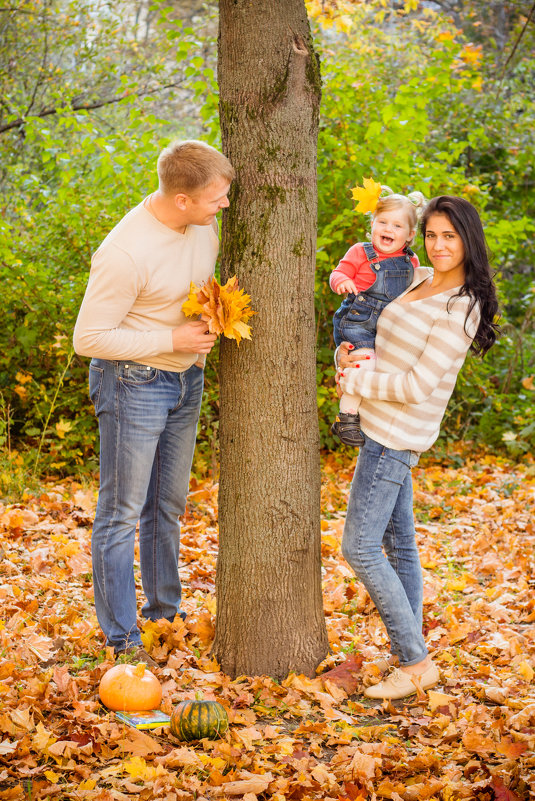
[213,0,328,680]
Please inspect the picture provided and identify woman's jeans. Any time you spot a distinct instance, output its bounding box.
[89,359,204,651]
[341,433,428,666]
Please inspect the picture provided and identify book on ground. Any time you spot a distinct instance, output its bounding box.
[115,709,171,729]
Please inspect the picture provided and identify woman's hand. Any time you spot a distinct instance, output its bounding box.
[336,343,376,396]
[337,342,362,369]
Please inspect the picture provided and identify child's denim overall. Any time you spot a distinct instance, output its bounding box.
[333,243,415,348]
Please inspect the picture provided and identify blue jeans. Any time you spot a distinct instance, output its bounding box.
[341,434,428,666]
[88,359,204,651]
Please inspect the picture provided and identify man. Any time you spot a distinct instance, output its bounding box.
[74,140,234,666]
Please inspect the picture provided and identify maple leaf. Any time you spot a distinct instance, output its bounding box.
[496,737,528,759]
[2,509,24,530]
[187,610,215,644]
[427,690,457,712]
[32,723,56,754]
[341,782,368,801]
[436,30,455,42]
[517,660,534,681]
[209,771,274,796]
[462,728,496,757]
[310,763,338,788]
[508,703,535,730]
[115,728,164,756]
[461,44,482,66]
[182,276,256,345]
[490,777,523,801]
[123,755,166,781]
[234,726,264,749]
[0,740,17,755]
[320,655,364,695]
[349,750,376,781]
[156,747,204,769]
[55,419,73,439]
[78,779,97,792]
[10,708,34,731]
[351,178,383,213]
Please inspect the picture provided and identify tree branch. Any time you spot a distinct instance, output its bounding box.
[24,0,50,119]
[0,97,13,115]
[497,0,535,92]
[0,81,185,134]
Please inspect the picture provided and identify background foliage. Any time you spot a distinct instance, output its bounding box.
[0,0,534,493]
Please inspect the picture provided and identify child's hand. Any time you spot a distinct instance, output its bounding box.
[335,279,359,295]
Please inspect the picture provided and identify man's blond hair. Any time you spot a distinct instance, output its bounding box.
[157,140,235,196]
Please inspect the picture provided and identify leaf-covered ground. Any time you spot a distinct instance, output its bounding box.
[0,452,534,800]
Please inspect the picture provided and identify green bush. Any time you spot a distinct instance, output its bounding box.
[0,0,534,491]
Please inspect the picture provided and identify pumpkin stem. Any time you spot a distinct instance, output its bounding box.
[195,691,204,701]
[134,663,147,677]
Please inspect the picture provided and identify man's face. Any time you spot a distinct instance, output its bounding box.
[182,177,231,225]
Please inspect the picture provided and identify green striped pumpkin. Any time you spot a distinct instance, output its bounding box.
[170,699,229,741]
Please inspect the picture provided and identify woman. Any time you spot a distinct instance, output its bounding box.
[336,196,499,700]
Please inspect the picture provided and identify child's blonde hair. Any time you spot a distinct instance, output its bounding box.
[372,189,426,245]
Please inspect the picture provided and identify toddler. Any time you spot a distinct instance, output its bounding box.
[331,189,426,446]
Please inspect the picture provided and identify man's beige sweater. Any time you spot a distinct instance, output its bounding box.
[73,201,219,372]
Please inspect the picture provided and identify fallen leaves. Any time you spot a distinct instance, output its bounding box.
[209,770,274,796]
[426,689,457,712]
[320,654,364,695]
[0,454,533,798]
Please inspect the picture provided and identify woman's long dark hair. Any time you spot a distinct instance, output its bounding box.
[421,196,500,356]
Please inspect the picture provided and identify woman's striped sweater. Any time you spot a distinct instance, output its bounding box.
[338,267,480,453]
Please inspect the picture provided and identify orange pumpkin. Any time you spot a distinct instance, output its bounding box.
[99,662,162,711]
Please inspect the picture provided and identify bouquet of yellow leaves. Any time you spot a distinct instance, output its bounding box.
[182,276,255,345]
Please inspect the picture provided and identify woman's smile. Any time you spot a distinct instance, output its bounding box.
[424,212,466,285]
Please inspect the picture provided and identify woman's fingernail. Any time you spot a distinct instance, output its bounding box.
[340,372,345,377]
[348,345,354,350]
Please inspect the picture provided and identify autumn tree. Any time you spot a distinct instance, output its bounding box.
[212,0,329,679]
[1,1,533,478]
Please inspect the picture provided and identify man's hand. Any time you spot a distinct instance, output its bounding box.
[335,279,359,295]
[172,321,217,354]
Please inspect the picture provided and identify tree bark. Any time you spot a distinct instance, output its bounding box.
[213,0,328,680]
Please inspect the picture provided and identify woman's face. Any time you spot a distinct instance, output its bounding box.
[424,213,466,283]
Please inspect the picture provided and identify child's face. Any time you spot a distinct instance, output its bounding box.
[371,208,415,254]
